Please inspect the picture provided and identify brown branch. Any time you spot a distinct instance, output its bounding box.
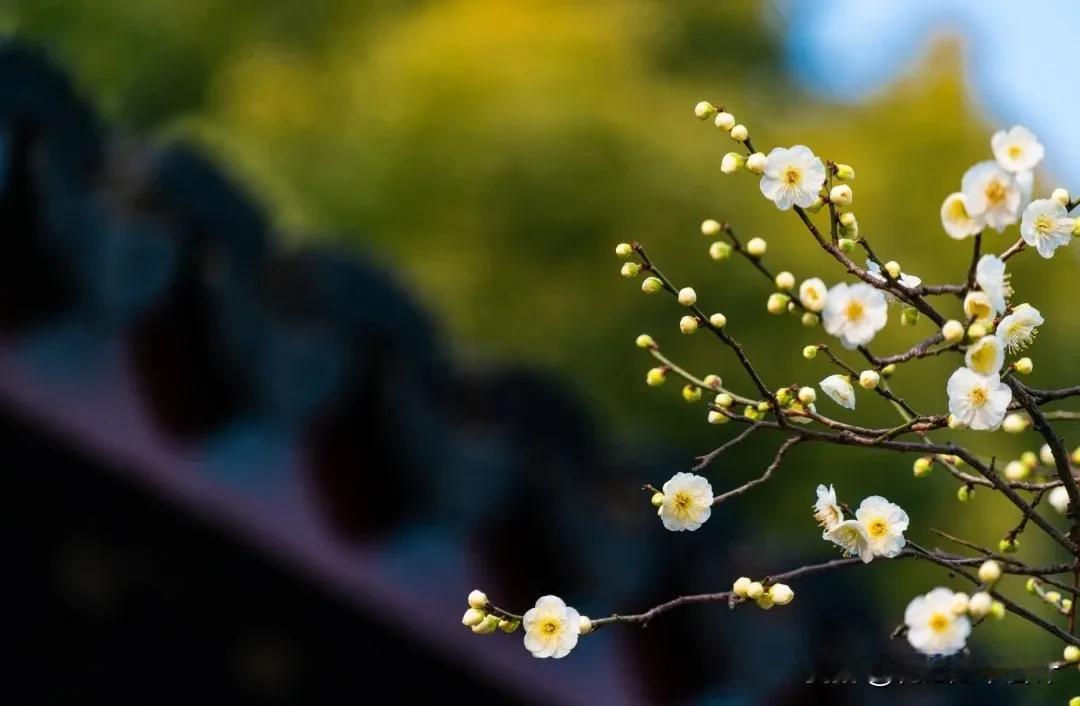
[712,436,802,505]
[693,425,758,472]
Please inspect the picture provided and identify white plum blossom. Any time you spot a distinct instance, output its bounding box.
[1020,199,1073,259]
[940,192,981,240]
[658,472,713,531]
[1049,486,1070,515]
[996,303,1043,353]
[905,587,972,657]
[855,496,909,559]
[991,126,1045,174]
[799,277,828,312]
[824,519,874,563]
[759,145,827,210]
[865,259,922,289]
[947,367,1012,431]
[523,595,581,659]
[813,484,844,530]
[974,255,1010,315]
[964,335,1004,376]
[961,161,1020,232]
[819,374,855,410]
[822,282,888,349]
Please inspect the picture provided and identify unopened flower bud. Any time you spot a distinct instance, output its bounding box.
[709,312,727,328]
[881,364,896,377]
[701,219,722,236]
[802,345,819,360]
[805,197,826,214]
[499,619,520,633]
[838,238,856,253]
[713,111,735,131]
[1065,646,1080,663]
[721,152,745,174]
[1004,460,1029,481]
[951,592,969,615]
[729,124,749,142]
[900,307,919,326]
[978,560,1002,586]
[714,392,733,408]
[1026,578,1038,593]
[884,261,902,279]
[746,581,765,599]
[472,614,500,634]
[577,616,592,635]
[746,237,767,257]
[968,591,992,618]
[678,287,698,306]
[913,457,933,478]
[733,577,752,597]
[682,384,702,403]
[998,537,1019,554]
[746,152,766,174]
[1014,357,1033,375]
[829,184,853,208]
[680,315,699,334]
[957,485,973,502]
[651,491,665,507]
[1070,696,1080,706]
[1021,451,1038,469]
[1046,591,1063,605]
[834,163,855,181]
[858,370,880,390]
[775,271,796,291]
[967,322,987,341]
[615,242,633,258]
[642,276,663,294]
[798,387,816,404]
[1052,188,1071,206]
[709,240,733,261]
[703,374,722,389]
[942,320,964,344]
[775,388,793,406]
[839,211,857,228]
[694,101,717,120]
[1040,444,1056,467]
[766,293,790,314]
[768,583,794,606]
[1002,413,1028,433]
[1074,218,1080,237]
[757,400,771,412]
[743,404,761,421]
[646,367,666,386]
[462,608,486,626]
[801,312,820,327]
[989,601,1005,620]
[468,590,489,610]
[707,410,729,425]
[621,262,641,278]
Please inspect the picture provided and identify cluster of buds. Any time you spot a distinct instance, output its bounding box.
[959,590,1006,621]
[460,590,518,635]
[732,576,794,610]
[1026,578,1074,615]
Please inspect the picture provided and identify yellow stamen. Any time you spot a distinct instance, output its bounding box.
[1008,145,1023,160]
[867,518,888,538]
[1034,214,1055,235]
[985,180,1006,206]
[929,612,950,633]
[845,300,865,322]
[969,386,988,407]
[784,167,801,186]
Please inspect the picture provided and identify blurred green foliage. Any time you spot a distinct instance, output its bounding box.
[11,0,1080,664]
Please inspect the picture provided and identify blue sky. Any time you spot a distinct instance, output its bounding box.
[778,0,1080,184]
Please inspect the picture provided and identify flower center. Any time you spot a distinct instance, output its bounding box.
[845,300,865,323]
[928,612,950,634]
[1008,145,1023,160]
[540,618,560,635]
[968,385,989,407]
[948,198,969,220]
[784,166,802,186]
[970,344,996,374]
[867,518,888,538]
[674,490,692,512]
[1034,214,1055,235]
[966,298,991,322]
[984,179,1006,206]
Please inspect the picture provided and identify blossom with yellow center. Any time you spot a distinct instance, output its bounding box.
[824,519,873,563]
[759,145,827,210]
[963,291,994,324]
[995,303,1043,353]
[854,495,909,558]
[964,335,1004,376]
[798,277,828,312]
[991,125,1045,174]
[961,161,1020,232]
[905,587,972,656]
[813,484,844,530]
[947,367,1012,431]
[1020,199,1074,258]
[522,595,581,659]
[658,472,713,531]
[940,192,982,240]
[822,282,888,349]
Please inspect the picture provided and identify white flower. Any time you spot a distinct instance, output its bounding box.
[855,495,909,558]
[940,192,981,240]
[822,282,888,349]
[819,374,856,410]
[799,277,828,312]
[996,303,1043,353]
[1020,199,1073,258]
[759,145,827,210]
[991,125,1044,174]
[813,484,844,530]
[905,587,972,656]
[523,595,580,659]
[974,255,1010,315]
[964,336,1004,376]
[963,291,994,324]
[961,161,1020,232]
[1049,486,1070,515]
[865,259,921,289]
[947,367,1012,431]
[658,472,713,531]
[824,519,873,563]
